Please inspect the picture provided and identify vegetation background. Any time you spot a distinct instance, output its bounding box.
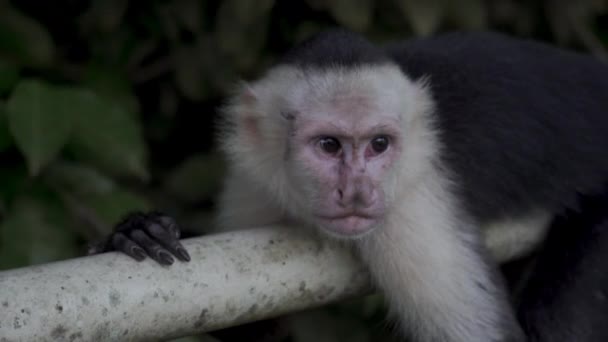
[1,0,607,341]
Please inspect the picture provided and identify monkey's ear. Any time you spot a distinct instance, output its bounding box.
[232,83,262,142]
[237,82,257,105]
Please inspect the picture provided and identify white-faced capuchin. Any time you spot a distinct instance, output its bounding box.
[95,30,608,342]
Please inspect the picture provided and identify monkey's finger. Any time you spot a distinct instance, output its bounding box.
[150,212,181,239]
[111,232,147,261]
[130,230,175,265]
[146,221,191,262]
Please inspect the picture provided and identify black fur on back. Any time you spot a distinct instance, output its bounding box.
[387,32,608,222]
[516,189,608,340]
[279,29,391,69]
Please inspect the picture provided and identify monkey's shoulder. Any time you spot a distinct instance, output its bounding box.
[387,32,608,220]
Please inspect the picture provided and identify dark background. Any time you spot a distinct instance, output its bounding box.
[0,0,607,341]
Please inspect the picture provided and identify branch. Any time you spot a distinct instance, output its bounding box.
[0,225,529,341]
[0,227,370,341]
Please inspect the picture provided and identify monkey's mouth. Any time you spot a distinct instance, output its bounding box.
[316,213,379,237]
[321,212,374,220]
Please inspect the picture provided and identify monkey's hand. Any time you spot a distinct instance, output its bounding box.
[88,211,191,265]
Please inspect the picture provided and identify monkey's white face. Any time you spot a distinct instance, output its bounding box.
[287,99,403,238]
[223,64,426,239]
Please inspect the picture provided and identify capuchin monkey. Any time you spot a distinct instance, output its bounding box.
[96,30,608,341]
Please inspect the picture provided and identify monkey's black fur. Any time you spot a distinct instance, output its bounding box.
[516,190,608,341]
[280,29,391,69]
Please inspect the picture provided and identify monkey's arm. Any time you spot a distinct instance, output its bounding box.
[358,174,524,342]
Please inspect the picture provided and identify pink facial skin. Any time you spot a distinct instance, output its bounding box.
[288,97,402,238]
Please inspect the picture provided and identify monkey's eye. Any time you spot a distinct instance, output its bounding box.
[318,137,342,155]
[371,136,390,154]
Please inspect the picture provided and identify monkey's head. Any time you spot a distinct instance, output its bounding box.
[220,31,433,239]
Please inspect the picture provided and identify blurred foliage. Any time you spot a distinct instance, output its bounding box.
[0,0,607,341]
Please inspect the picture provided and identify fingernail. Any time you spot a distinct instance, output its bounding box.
[177,247,191,262]
[158,251,174,265]
[132,247,146,261]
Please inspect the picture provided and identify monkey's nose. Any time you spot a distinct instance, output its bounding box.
[335,183,375,208]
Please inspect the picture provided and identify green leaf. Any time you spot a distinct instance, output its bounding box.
[0,59,20,95]
[164,154,225,203]
[6,79,75,176]
[45,161,116,196]
[68,92,149,180]
[0,191,78,270]
[0,5,55,67]
[0,101,13,152]
[327,0,373,32]
[46,163,149,237]
[84,64,140,115]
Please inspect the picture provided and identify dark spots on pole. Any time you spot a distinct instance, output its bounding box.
[55,304,63,313]
[234,303,260,322]
[91,321,111,341]
[109,290,121,307]
[69,332,83,341]
[2,301,8,308]
[315,285,336,301]
[51,325,68,339]
[13,317,22,329]
[194,308,209,328]
[81,297,90,305]
[225,303,237,316]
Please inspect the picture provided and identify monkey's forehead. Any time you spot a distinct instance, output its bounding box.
[250,64,416,114]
